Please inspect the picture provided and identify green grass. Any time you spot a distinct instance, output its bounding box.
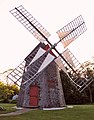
[0,104,94,120]
[0,103,16,114]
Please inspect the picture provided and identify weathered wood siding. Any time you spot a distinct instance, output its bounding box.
[17,43,66,108]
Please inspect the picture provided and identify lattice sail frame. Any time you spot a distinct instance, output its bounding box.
[7,45,40,88]
[10,5,51,42]
[7,61,26,87]
[7,44,55,90]
[56,15,87,48]
[60,48,93,92]
[7,46,42,89]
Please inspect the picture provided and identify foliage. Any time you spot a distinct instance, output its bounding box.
[60,59,94,104]
[60,70,90,104]
[83,61,94,103]
[0,82,19,103]
[11,99,17,104]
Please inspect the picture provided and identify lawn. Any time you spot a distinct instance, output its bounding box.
[0,104,94,120]
[0,103,16,114]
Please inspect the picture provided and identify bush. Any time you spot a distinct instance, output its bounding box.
[0,81,19,103]
[11,99,17,104]
[1,99,11,103]
[0,99,5,103]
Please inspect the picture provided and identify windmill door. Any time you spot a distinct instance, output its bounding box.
[29,85,39,107]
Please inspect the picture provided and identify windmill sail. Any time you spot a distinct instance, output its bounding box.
[55,57,67,74]
[57,31,70,39]
[6,42,55,90]
[7,43,43,88]
[62,37,75,48]
[22,51,55,90]
[62,48,75,68]
[10,5,51,42]
[56,15,87,47]
[26,47,46,70]
[7,61,26,87]
[61,48,93,92]
[37,53,55,73]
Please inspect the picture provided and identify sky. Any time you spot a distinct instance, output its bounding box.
[0,0,94,72]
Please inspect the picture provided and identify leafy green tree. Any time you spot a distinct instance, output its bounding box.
[85,68,94,103]
[60,58,94,104]
[60,70,90,104]
[83,60,94,103]
[0,81,19,103]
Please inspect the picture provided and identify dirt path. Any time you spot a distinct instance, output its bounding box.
[0,108,32,116]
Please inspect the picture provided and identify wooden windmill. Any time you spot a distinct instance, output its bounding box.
[7,5,93,108]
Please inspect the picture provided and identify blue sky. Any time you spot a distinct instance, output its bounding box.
[0,0,94,72]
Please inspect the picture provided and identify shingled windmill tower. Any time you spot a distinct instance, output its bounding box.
[17,43,66,108]
[7,5,93,109]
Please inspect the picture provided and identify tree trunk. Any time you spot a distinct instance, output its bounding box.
[88,87,93,103]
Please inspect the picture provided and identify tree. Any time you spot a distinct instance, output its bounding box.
[0,69,19,102]
[60,59,94,104]
[83,60,94,103]
[0,81,19,103]
[60,70,90,104]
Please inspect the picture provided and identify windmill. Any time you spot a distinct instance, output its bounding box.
[7,5,93,108]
